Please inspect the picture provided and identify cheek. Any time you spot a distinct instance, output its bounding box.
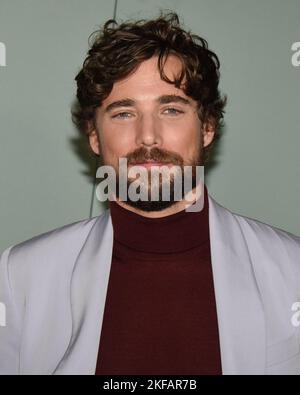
[165,122,201,154]
[101,131,134,165]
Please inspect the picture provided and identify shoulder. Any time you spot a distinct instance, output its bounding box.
[210,194,300,277]
[230,208,300,282]
[232,209,300,251]
[210,199,300,312]
[0,210,109,278]
[209,194,300,247]
[0,210,110,318]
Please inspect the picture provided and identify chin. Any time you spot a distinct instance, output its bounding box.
[123,198,178,212]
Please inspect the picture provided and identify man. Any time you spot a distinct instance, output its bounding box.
[1,12,300,375]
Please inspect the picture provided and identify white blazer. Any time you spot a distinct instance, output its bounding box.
[1,193,300,375]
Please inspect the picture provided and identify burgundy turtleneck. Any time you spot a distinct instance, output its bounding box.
[95,185,222,375]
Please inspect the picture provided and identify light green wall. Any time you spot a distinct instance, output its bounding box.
[0,0,115,251]
[1,0,299,252]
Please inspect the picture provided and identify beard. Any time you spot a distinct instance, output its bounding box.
[114,146,204,212]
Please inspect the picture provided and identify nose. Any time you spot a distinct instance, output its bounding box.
[135,113,162,148]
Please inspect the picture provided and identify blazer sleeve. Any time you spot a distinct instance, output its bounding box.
[0,246,21,374]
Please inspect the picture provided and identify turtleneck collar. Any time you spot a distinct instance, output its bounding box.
[109,184,210,254]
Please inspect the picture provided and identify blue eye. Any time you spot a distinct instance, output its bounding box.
[111,108,184,119]
[164,108,184,115]
[112,112,133,119]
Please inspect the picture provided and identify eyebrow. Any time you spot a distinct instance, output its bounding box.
[104,94,191,113]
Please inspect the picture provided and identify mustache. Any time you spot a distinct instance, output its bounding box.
[127,147,184,166]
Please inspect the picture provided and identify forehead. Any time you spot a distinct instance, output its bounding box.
[101,55,191,106]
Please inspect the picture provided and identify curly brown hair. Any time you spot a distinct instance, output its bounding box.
[73,11,227,163]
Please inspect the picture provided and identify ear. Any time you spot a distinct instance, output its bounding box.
[202,121,215,148]
[88,127,101,156]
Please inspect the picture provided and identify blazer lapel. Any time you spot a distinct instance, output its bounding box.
[53,209,114,374]
[208,194,266,374]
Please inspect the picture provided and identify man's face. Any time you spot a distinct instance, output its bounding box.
[89,55,214,211]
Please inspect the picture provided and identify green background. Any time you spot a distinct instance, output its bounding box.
[0,0,299,252]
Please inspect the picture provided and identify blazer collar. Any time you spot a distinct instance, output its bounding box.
[54,193,266,374]
[53,211,114,374]
[208,194,266,374]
